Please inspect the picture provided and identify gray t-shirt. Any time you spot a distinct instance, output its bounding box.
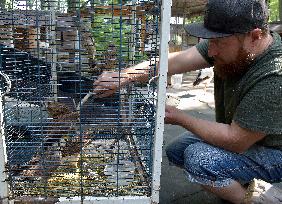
[196,32,282,149]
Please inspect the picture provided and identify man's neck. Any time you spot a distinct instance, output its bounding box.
[253,33,273,57]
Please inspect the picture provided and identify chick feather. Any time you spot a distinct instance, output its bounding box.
[193,67,214,88]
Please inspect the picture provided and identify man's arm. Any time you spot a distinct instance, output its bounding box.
[113,46,209,82]
[123,46,210,82]
[93,46,210,97]
[165,106,265,153]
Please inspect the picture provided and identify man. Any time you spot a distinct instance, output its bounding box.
[94,0,282,203]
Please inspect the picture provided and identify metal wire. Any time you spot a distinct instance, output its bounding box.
[0,0,160,201]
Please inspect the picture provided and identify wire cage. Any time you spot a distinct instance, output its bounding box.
[0,0,170,203]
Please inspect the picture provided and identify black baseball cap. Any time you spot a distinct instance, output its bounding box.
[184,0,269,39]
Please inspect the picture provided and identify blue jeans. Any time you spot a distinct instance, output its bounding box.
[165,131,282,187]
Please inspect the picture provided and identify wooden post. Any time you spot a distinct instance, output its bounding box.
[14,27,28,51]
[28,27,40,49]
[244,179,282,204]
[0,26,13,47]
[78,17,97,73]
[141,16,146,52]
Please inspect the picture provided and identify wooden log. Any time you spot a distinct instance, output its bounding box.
[244,179,282,204]
[14,196,59,204]
[78,19,97,72]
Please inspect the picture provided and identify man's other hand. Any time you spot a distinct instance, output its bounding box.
[165,105,185,126]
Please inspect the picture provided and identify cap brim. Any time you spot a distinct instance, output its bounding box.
[184,23,232,39]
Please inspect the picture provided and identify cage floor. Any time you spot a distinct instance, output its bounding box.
[11,138,151,198]
[7,94,153,198]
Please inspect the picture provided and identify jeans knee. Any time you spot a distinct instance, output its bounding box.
[183,143,226,175]
[165,132,203,167]
[165,143,184,166]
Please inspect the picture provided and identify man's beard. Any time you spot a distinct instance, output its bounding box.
[213,47,254,80]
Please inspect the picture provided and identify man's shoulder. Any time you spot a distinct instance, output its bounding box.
[248,46,282,81]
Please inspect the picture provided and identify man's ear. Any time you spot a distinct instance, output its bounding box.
[249,28,264,42]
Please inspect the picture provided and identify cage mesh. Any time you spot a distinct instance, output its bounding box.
[0,0,160,200]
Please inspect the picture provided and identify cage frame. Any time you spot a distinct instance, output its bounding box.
[0,0,171,203]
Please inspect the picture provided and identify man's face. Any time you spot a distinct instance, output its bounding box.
[208,35,253,79]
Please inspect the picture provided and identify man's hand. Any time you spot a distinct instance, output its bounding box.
[165,105,186,126]
[93,71,128,98]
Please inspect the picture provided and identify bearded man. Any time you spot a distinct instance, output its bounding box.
[94,0,282,203]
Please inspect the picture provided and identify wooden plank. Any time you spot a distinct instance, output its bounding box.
[0,10,50,26]
[0,5,149,28]
[171,0,207,17]
[89,5,154,18]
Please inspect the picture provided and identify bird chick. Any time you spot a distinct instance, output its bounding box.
[46,101,73,119]
[193,67,214,92]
